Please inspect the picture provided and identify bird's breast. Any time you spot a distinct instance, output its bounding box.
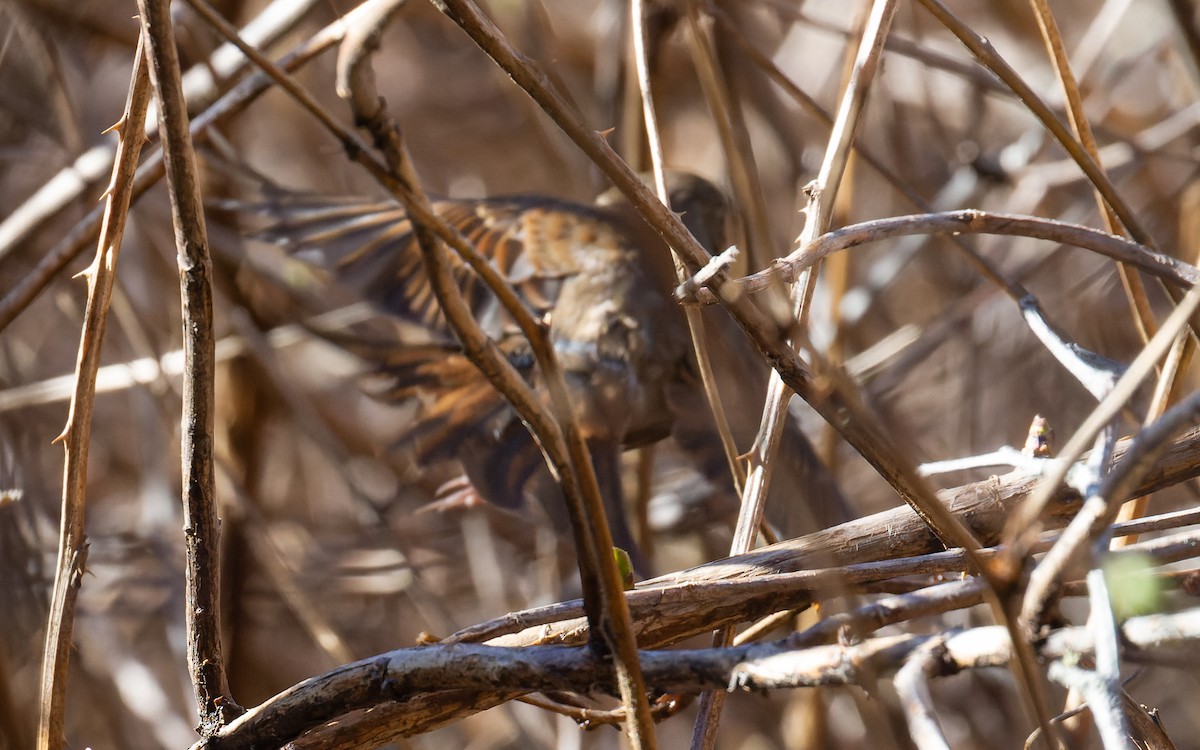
[546,265,688,442]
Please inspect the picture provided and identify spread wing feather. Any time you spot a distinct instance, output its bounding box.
[235,192,632,489]
[246,194,607,336]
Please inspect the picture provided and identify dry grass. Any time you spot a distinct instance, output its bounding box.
[4,1,1200,748]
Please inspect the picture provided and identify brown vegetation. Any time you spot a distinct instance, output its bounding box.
[3,1,1200,748]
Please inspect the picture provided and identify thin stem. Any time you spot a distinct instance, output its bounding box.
[36,34,154,750]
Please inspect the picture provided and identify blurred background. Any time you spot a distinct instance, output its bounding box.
[3,0,1200,748]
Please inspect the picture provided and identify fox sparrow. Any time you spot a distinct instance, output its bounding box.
[236,172,846,571]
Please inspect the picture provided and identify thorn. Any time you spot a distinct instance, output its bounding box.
[53,425,69,444]
[598,126,616,139]
[103,117,126,136]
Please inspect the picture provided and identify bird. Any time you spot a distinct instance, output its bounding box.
[227,172,850,573]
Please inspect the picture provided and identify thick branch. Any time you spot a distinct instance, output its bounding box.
[138,0,240,733]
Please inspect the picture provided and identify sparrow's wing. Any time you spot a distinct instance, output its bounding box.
[242,194,621,341]
[372,340,524,461]
[231,191,658,512]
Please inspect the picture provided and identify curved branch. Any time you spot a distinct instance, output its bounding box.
[680,211,1199,305]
